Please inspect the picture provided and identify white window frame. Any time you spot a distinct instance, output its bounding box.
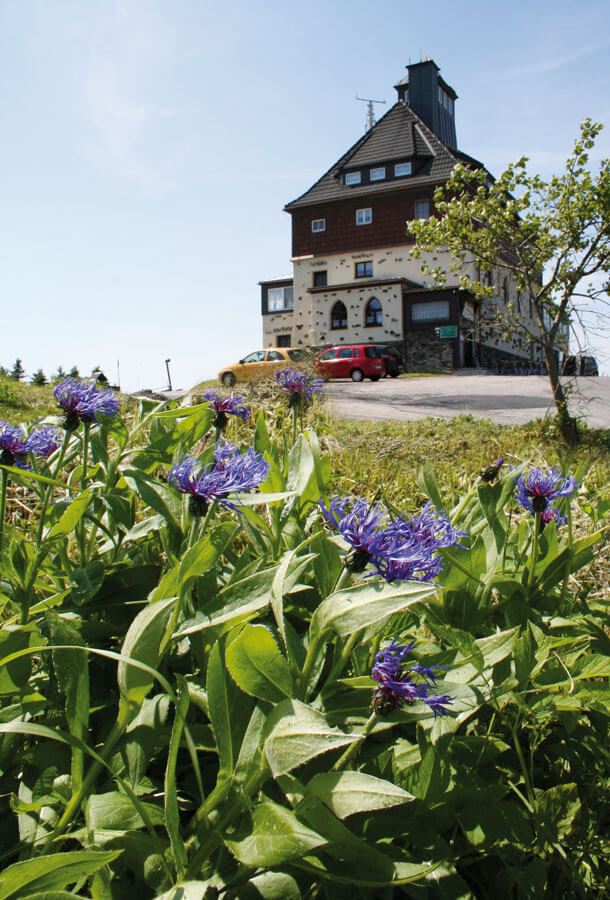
[370,166,385,181]
[311,218,326,233]
[414,200,430,220]
[345,171,361,186]
[394,162,412,177]
[267,286,294,312]
[411,300,450,322]
[356,207,372,226]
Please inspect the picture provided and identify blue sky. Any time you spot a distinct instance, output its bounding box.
[1,0,609,390]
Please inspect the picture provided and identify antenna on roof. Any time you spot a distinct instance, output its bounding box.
[355,95,386,131]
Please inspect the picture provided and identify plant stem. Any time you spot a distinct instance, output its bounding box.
[36,430,71,549]
[332,712,378,771]
[0,467,8,556]
[78,422,90,567]
[528,512,541,593]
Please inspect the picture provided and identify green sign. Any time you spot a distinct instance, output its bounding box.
[439,326,458,339]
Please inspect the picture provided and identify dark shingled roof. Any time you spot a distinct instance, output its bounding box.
[285,101,483,211]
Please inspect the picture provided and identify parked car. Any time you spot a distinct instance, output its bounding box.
[218,347,308,386]
[314,344,385,381]
[562,354,599,376]
[377,345,403,378]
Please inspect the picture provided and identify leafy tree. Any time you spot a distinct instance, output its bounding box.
[10,358,25,381]
[409,119,610,443]
[0,366,8,378]
[31,369,47,386]
[68,366,80,378]
[54,365,66,381]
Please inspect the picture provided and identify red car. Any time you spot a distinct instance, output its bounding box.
[314,344,385,382]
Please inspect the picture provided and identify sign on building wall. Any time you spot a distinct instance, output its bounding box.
[437,325,458,338]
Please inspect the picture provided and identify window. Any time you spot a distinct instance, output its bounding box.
[502,278,509,302]
[267,351,285,361]
[345,171,361,186]
[364,346,382,358]
[338,348,354,359]
[267,286,293,312]
[242,351,266,363]
[356,208,372,226]
[370,166,385,181]
[287,348,307,361]
[331,301,347,329]
[394,162,412,177]
[311,218,326,233]
[318,349,336,361]
[414,200,430,220]
[365,297,382,326]
[277,335,291,347]
[411,300,450,322]
[313,270,327,287]
[355,261,373,278]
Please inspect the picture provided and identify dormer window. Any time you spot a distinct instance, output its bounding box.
[370,166,385,182]
[394,162,412,177]
[345,171,361,186]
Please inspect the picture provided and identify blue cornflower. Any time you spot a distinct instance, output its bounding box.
[319,497,392,572]
[276,368,324,407]
[23,425,61,459]
[514,466,578,518]
[371,640,452,717]
[168,440,270,515]
[203,391,251,429]
[0,421,27,467]
[321,496,465,583]
[53,378,120,430]
[0,421,62,468]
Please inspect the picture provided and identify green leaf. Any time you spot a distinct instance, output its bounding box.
[263,700,356,776]
[226,624,293,703]
[178,522,235,589]
[152,402,213,420]
[535,783,580,845]
[117,597,174,711]
[224,799,326,867]
[156,885,211,900]
[416,463,444,510]
[306,771,414,818]
[86,791,164,832]
[0,850,121,900]
[0,626,34,695]
[312,579,436,638]
[45,490,91,542]
[178,566,278,637]
[226,871,301,900]
[164,675,189,877]
[47,613,89,790]
[231,490,296,506]
[207,639,253,776]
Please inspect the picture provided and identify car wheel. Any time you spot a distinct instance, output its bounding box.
[389,371,399,378]
[350,368,364,382]
[221,372,236,387]
[369,375,381,382]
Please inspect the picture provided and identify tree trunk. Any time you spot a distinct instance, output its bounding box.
[543,342,579,443]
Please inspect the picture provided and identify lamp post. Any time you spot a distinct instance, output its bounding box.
[165,359,172,392]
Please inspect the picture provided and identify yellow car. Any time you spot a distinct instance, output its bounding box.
[218,348,308,387]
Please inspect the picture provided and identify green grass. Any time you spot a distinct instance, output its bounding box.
[0,376,57,423]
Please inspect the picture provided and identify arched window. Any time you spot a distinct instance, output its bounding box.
[365,297,382,326]
[331,301,347,330]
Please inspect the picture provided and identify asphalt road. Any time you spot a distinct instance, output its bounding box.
[324,375,610,427]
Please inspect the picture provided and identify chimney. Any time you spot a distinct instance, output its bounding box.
[394,57,458,149]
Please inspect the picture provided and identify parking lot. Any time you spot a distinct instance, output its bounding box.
[324,375,610,428]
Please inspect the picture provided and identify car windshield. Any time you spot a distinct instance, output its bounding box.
[287,349,307,362]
